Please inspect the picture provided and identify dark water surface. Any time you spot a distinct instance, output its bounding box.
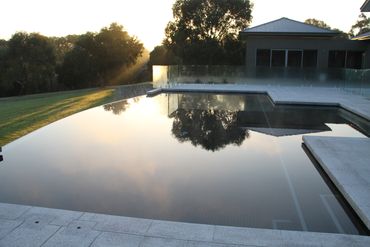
[1,93,369,234]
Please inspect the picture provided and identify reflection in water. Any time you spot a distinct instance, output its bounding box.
[169,94,249,151]
[0,93,369,234]
[168,93,369,151]
[103,100,129,115]
[172,109,248,152]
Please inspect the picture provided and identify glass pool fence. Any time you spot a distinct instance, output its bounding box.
[153,65,370,97]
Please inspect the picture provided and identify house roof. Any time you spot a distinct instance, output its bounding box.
[352,31,370,40]
[361,0,370,12]
[241,17,339,37]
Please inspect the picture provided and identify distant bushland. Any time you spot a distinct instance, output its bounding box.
[0,23,148,97]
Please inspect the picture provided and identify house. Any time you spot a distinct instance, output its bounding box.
[353,0,370,41]
[361,0,370,12]
[240,18,370,70]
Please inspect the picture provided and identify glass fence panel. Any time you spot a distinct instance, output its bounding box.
[153,65,370,97]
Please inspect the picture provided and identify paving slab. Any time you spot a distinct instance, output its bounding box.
[0,219,23,239]
[0,218,60,247]
[147,221,214,242]
[213,226,282,246]
[91,232,143,247]
[19,206,83,226]
[0,203,368,247]
[186,241,247,247]
[80,213,152,235]
[303,136,370,230]
[0,203,31,220]
[140,236,187,247]
[42,220,100,247]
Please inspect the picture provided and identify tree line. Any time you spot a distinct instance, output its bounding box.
[0,23,145,97]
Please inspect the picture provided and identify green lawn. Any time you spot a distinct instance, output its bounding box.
[0,88,116,146]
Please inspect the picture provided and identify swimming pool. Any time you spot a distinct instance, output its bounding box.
[0,93,369,234]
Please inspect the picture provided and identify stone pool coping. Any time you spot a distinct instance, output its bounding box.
[0,202,368,246]
[303,136,370,230]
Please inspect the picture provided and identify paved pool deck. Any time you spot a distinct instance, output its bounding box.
[0,84,369,246]
[0,202,369,247]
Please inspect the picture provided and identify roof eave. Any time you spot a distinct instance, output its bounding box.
[240,32,339,38]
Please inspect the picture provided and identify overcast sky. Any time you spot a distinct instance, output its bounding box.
[0,0,367,50]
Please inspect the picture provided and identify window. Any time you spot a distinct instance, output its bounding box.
[328,51,346,68]
[271,50,286,67]
[303,50,317,68]
[287,50,303,68]
[254,49,319,68]
[346,51,363,69]
[256,49,270,67]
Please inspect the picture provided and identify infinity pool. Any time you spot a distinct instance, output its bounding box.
[0,93,369,234]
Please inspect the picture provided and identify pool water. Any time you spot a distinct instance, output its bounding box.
[0,93,369,234]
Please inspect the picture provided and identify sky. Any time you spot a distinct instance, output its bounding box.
[0,0,368,51]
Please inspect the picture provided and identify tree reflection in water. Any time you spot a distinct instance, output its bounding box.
[103,100,129,115]
[103,97,140,115]
[171,108,248,152]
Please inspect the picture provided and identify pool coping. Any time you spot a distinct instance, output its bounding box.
[0,202,368,246]
[303,136,370,230]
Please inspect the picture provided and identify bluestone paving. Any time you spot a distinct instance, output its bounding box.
[81,213,152,235]
[0,202,369,246]
[213,226,282,246]
[147,221,214,242]
[0,218,60,247]
[140,236,187,247]
[19,207,83,226]
[91,232,143,247]
[186,241,247,247]
[42,220,100,247]
[303,136,370,229]
[0,219,22,239]
[0,203,31,220]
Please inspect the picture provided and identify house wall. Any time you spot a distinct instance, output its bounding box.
[244,36,370,69]
[365,44,370,68]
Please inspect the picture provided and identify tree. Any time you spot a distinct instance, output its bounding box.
[95,23,144,84]
[50,35,79,65]
[304,18,331,29]
[1,32,56,95]
[304,18,348,39]
[149,45,179,65]
[57,33,99,89]
[0,40,9,96]
[350,13,370,37]
[164,0,253,65]
[58,23,144,89]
